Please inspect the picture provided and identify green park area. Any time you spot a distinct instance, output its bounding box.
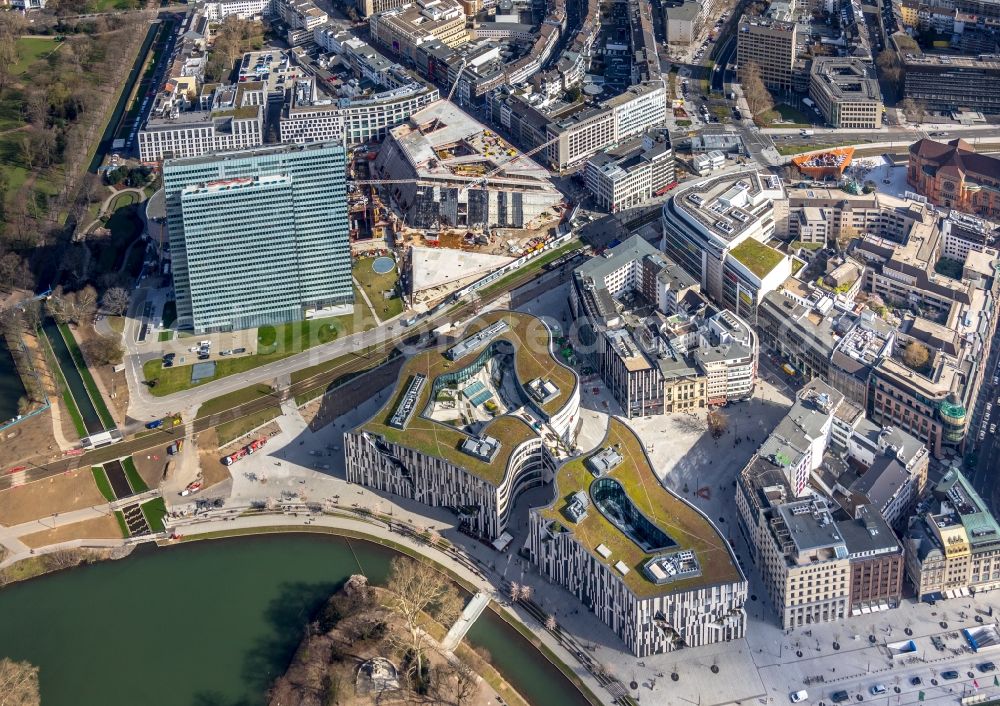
[353,256,404,320]
[142,286,378,396]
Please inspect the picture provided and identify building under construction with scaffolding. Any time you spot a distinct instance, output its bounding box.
[372,100,564,229]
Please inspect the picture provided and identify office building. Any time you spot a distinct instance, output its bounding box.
[660,170,791,321]
[584,130,675,213]
[345,311,581,541]
[908,138,1000,218]
[138,83,265,163]
[905,469,1000,601]
[836,506,905,615]
[370,0,470,62]
[545,83,668,170]
[203,0,274,19]
[531,418,747,656]
[162,143,351,332]
[571,236,758,417]
[900,50,1000,114]
[737,12,798,92]
[809,57,883,129]
[357,0,408,16]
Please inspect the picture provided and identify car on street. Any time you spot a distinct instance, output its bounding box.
[979,662,996,673]
[942,670,960,680]
[790,691,808,703]
[831,691,850,703]
[870,684,887,696]
[197,353,210,360]
[910,676,922,686]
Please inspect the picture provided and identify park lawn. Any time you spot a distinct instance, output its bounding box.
[140,497,167,533]
[143,286,377,396]
[777,141,855,156]
[108,316,126,334]
[96,204,143,272]
[479,240,583,299]
[215,405,281,446]
[91,466,116,502]
[199,384,278,417]
[354,256,404,320]
[158,331,172,342]
[57,322,116,429]
[109,190,138,211]
[122,456,148,493]
[13,37,60,76]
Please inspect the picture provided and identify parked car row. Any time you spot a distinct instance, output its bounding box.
[794,663,995,703]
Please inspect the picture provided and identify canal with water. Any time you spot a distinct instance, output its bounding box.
[41,320,104,434]
[0,534,593,706]
[0,338,25,423]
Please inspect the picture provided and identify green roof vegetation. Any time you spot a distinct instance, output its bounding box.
[539,419,742,598]
[360,311,578,486]
[729,239,785,279]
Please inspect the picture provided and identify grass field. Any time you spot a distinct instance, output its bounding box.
[140,497,167,533]
[91,466,116,502]
[198,384,278,418]
[114,510,129,537]
[121,456,148,493]
[354,256,404,320]
[143,286,377,396]
[12,37,60,77]
[109,190,138,211]
[216,405,281,446]
[158,331,172,342]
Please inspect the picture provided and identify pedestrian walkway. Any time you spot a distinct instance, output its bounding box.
[441,591,491,651]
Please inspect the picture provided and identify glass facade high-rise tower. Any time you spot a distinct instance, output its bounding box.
[162,142,351,332]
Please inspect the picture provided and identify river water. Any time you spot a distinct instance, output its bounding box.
[0,534,592,706]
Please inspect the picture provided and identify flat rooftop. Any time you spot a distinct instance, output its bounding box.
[388,100,557,189]
[671,170,784,246]
[539,418,743,598]
[357,311,578,485]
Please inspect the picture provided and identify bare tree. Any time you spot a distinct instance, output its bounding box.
[73,285,98,323]
[509,582,522,602]
[0,658,40,706]
[738,62,774,118]
[898,98,927,123]
[45,289,72,324]
[902,341,929,370]
[82,336,124,366]
[544,615,557,631]
[383,557,463,684]
[101,286,130,316]
[452,659,478,706]
[707,409,728,439]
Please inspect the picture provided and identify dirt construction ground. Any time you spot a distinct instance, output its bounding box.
[19,514,123,548]
[196,428,233,490]
[0,468,105,525]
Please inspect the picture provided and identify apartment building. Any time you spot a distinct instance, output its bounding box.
[808,57,883,129]
[660,170,791,321]
[345,312,580,541]
[138,83,265,163]
[530,418,747,656]
[940,211,1000,262]
[571,236,758,418]
[584,130,674,213]
[545,83,667,170]
[370,0,469,62]
[737,12,797,92]
[161,143,351,332]
[905,469,1000,601]
[908,138,1000,219]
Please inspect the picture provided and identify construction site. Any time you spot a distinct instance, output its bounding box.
[345,99,570,305]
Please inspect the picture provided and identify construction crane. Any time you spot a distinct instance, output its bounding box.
[446,59,468,104]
